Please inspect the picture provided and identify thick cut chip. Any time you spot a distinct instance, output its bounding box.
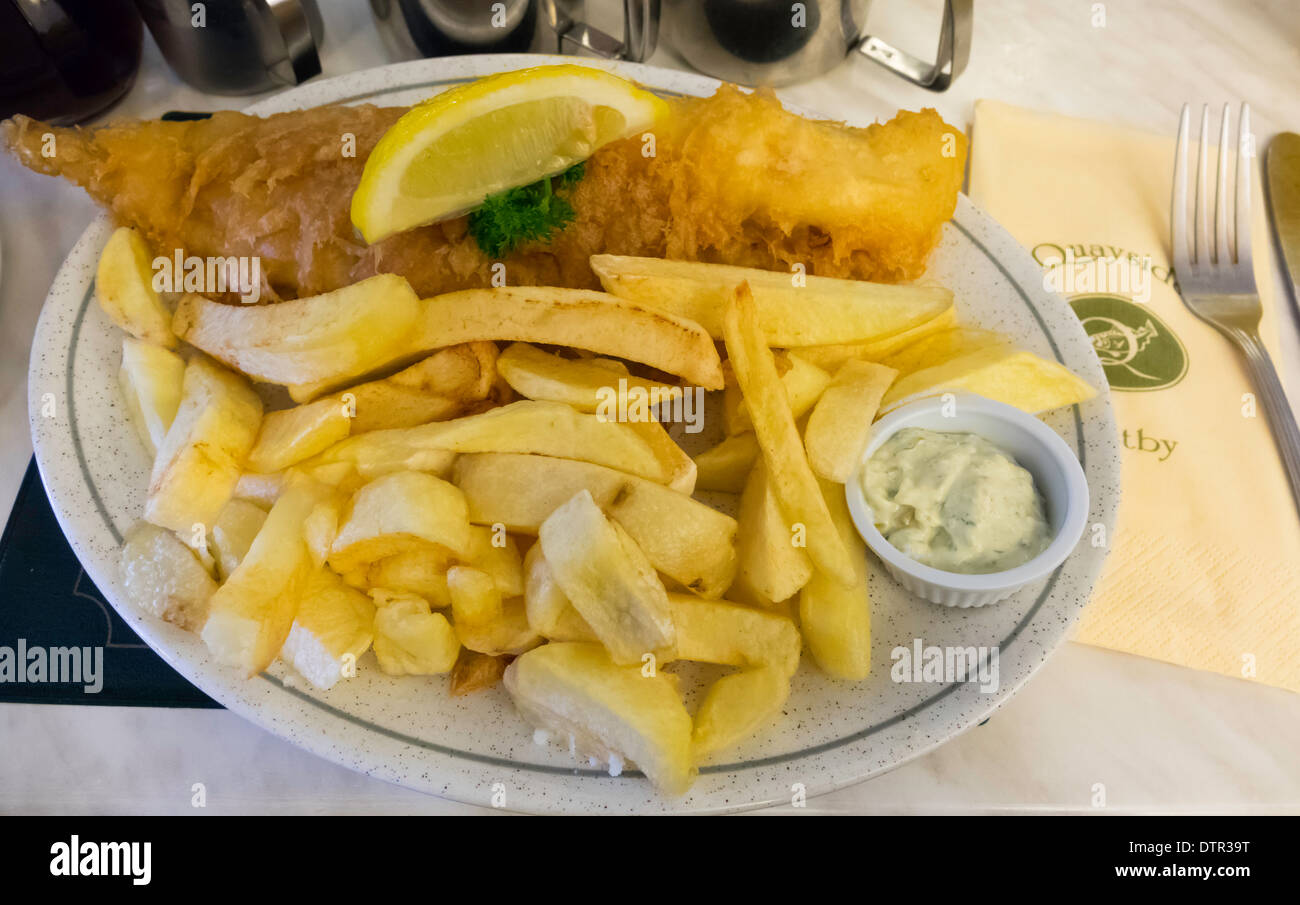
[804,359,897,482]
[496,342,684,414]
[96,226,175,347]
[366,549,453,607]
[877,327,1010,376]
[523,542,597,642]
[455,453,738,598]
[504,642,696,794]
[731,459,814,606]
[277,286,725,400]
[311,342,498,427]
[303,399,684,487]
[233,471,288,508]
[363,401,667,482]
[590,255,954,347]
[792,307,959,372]
[146,356,263,533]
[209,498,269,581]
[538,490,675,666]
[798,478,871,680]
[722,283,856,586]
[118,338,185,456]
[302,493,344,567]
[668,594,801,677]
[200,480,325,675]
[880,346,1097,415]
[329,471,471,573]
[693,432,759,494]
[462,525,525,597]
[692,666,790,759]
[247,397,352,474]
[365,522,520,605]
[371,590,460,675]
[626,420,698,495]
[447,565,540,656]
[298,432,457,487]
[520,555,799,676]
[282,568,376,690]
[119,521,216,632]
[174,274,421,390]
[406,287,725,391]
[724,352,830,435]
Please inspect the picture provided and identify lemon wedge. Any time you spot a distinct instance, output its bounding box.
[351,64,669,244]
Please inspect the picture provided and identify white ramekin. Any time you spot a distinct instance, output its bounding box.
[844,394,1090,608]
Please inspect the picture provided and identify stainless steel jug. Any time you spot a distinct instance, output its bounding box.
[659,0,972,89]
[373,0,970,90]
[134,0,322,95]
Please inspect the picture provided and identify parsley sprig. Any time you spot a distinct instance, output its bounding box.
[468,162,586,258]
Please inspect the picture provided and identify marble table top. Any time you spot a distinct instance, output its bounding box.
[1,0,1298,814]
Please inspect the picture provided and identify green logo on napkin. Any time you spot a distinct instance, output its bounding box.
[1070,294,1188,391]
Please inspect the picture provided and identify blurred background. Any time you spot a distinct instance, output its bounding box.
[2,0,979,122]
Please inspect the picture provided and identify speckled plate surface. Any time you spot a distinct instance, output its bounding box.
[27,55,1119,814]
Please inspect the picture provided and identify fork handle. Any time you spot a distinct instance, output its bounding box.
[1235,330,1300,521]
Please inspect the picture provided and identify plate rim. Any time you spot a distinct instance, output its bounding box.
[26,54,1121,814]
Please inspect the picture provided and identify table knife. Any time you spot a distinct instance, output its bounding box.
[1266,132,1300,307]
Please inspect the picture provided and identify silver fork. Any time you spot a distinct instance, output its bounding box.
[1172,102,1300,517]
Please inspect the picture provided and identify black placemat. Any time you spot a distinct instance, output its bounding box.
[0,459,218,707]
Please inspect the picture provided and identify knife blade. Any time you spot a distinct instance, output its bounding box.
[1266,132,1300,305]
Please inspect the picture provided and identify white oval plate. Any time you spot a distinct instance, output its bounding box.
[27,54,1119,814]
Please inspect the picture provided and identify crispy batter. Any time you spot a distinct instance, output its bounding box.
[3,86,964,299]
[661,88,966,283]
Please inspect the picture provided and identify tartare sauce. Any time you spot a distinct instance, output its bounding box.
[860,428,1051,574]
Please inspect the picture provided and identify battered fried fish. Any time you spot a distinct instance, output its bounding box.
[3,86,964,300]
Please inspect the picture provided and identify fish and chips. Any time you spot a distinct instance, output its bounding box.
[5,65,1095,794]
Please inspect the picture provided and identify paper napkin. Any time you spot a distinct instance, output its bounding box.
[970,100,1300,694]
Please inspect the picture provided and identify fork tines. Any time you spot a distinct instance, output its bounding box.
[1171,102,1253,288]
